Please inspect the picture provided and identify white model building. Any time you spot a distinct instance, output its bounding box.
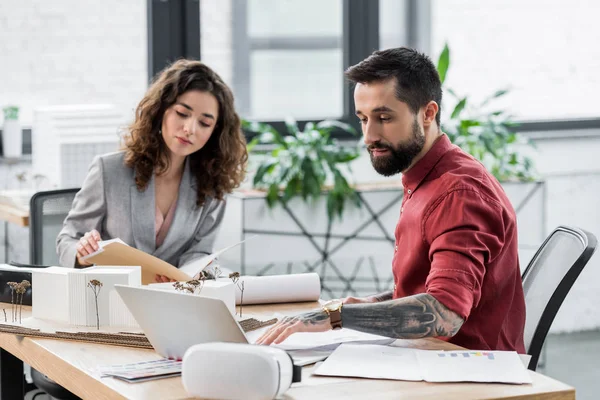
[32,266,141,328]
[148,280,236,315]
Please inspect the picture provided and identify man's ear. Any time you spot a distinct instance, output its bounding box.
[422,101,439,128]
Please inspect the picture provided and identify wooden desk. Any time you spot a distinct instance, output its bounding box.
[0,203,29,227]
[0,302,575,400]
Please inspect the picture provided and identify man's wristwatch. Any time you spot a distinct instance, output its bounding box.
[322,299,343,330]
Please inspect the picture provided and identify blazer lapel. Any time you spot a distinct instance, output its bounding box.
[154,157,204,261]
[130,174,156,254]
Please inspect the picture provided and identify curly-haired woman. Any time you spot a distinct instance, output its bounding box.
[57,60,247,281]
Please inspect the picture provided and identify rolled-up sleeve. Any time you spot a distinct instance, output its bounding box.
[423,188,505,320]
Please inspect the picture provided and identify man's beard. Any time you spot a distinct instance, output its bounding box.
[368,118,425,177]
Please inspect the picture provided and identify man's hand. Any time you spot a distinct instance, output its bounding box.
[256,309,332,345]
[76,230,102,266]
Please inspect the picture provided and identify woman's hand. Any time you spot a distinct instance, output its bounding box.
[76,230,102,266]
[155,275,177,283]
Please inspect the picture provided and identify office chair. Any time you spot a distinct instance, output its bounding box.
[522,225,597,371]
[28,188,81,400]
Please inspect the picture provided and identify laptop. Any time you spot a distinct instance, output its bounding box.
[114,285,248,359]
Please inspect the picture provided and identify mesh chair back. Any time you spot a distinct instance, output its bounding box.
[522,226,597,370]
[29,189,80,266]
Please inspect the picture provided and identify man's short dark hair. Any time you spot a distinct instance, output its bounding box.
[345,47,443,126]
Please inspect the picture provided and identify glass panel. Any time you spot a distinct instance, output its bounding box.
[249,49,343,120]
[379,0,408,49]
[248,0,342,38]
[201,0,344,120]
[431,0,600,120]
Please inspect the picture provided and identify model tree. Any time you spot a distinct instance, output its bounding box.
[87,280,103,330]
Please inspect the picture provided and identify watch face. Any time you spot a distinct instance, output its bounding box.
[324,299,342,311]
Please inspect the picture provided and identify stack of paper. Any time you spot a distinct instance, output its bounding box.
[313,344,532,384]
[98,359,182,383]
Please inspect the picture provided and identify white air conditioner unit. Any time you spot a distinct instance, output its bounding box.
[32,105,126,189]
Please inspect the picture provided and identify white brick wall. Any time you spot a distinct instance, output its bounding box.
[431,0,600,121]
[0,0,147,126]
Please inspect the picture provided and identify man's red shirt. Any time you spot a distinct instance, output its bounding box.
[392,134,526,352]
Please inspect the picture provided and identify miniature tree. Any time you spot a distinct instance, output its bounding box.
[197,263,222,281]
[87,279,103,330]
[212,264,222,280]
[186,278,205,295]
[7,282,17,322]
[173,276,206,295]
[229,272,245,318]
[16,280,31,323]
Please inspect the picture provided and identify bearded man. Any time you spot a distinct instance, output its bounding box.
[258,47,526,353]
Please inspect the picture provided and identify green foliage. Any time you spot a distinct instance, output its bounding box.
[2,106,19,121]
[245,118,362,222]
[436,44,537,182]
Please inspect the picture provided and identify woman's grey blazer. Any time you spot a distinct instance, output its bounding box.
[56,151,226,268]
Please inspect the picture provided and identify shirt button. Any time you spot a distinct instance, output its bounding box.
[401,207,404,213]
[407,189,412,194]
[395,245,398,252]
[394,284,397,291]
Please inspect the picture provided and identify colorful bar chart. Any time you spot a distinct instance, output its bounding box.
[437,351,495,360]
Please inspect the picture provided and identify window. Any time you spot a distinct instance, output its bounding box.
[431,0,600,121]
[202,0,344,121]
[379,0,409,50]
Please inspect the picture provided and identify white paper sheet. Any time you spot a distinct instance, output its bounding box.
[274,328,394,351]
[313,344,423,381]
[179,236,257,277]
[314,344,532,384]
[223,273,321,305]
[416,350,532,384]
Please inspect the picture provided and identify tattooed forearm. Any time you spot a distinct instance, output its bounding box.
[369,290,393,302]
[342,293,464,339]
[279,310,330,328]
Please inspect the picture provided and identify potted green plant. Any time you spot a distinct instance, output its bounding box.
[436,44,537,182]
[2,105,22,158]
[244,118,362,222]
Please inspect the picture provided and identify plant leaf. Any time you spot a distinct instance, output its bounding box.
[316,120,358,136]
[253,159,277,186]
[266,185,279,208]
[246,136,260,152]
[284,116,299,136]
[451,98,467,119]
[481,89,509,107]
[437,43,450,84]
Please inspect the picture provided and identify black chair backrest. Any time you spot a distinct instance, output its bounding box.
[29,188,80,266]
[522,225,597,370]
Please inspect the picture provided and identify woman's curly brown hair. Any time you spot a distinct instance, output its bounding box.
[124,59,247,206]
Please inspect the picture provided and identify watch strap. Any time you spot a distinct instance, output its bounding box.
[328,306,343,330]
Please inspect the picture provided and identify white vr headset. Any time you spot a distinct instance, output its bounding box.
[182,342,303,400]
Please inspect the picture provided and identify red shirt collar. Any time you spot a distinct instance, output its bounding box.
[401,134,453,193]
